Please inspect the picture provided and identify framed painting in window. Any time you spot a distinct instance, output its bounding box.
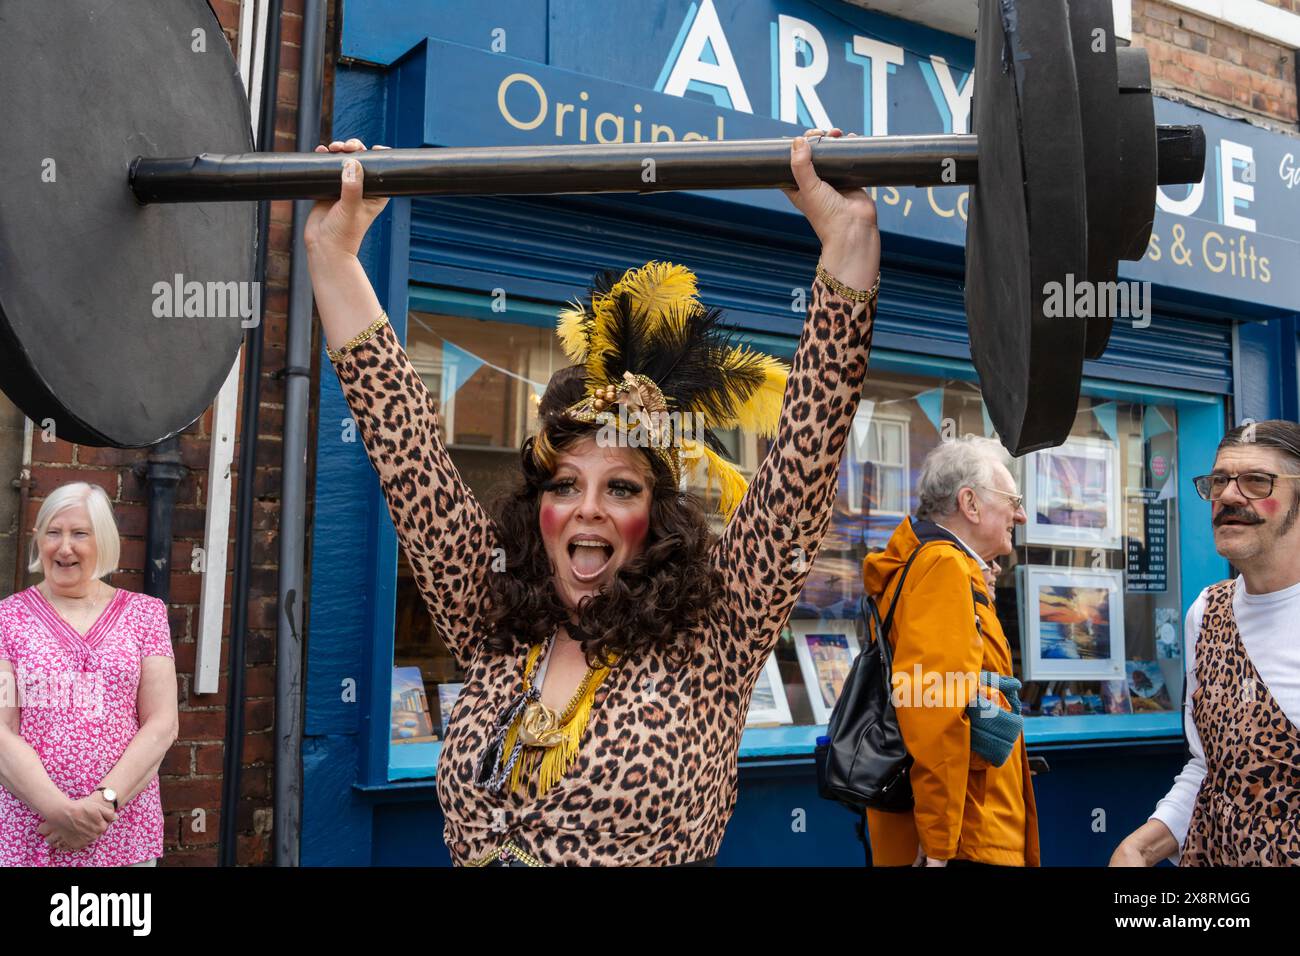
[745,650,793,727]
[792,621,861,724]
[1020,436,1122,549]
[1017,566,1127,681]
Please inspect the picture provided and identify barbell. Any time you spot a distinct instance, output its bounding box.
[0,0,1204,455]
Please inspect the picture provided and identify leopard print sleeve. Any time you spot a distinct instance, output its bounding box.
[332,321,498,668]
[709,276,876,678]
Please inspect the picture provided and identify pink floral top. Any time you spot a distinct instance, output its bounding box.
[0,587,173,866]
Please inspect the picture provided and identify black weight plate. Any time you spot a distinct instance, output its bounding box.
[1115,47,1158,262]
[1068,0,1121,360]
[0,0,256,447]
[966,0,1089,454]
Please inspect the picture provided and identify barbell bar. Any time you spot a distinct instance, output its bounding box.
[127,129,1204,204]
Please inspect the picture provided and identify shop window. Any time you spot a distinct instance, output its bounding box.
[1009,402,1183,722]
[387,312,1188,776]
[774,368,1184,733]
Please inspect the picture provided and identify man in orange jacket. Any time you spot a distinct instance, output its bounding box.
[862,437,1040,867]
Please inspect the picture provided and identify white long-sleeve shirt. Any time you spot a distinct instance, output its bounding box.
[1149,576,1300,862]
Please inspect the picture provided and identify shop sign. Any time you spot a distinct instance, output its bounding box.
[345,0,1300,311]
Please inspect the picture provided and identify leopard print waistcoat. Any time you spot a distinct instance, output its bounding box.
[1181,580,1300,866]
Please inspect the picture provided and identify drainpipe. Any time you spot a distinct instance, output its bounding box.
[275,0,328,868]
[136,438,184,603]
[11,418,34,594]
[219,0,282,867]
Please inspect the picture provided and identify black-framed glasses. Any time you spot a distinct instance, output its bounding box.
[977,485,1025,510]
[1192,472,1300,501]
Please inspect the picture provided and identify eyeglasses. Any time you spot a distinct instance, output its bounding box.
[977,486,1025,510]
[1192,472,1300,501]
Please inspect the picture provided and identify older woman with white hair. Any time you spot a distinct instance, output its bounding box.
[0,481,178,866]
[861,436,1039,867]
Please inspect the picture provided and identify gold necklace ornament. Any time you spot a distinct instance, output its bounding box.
[504,640,613,794]
[516,664,602,748]
[476,634,615,797]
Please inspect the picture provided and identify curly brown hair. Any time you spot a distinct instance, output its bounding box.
[484,366,723,669]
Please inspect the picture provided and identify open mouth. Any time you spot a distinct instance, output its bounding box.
[567,537,615,581]
[54,559,79,569]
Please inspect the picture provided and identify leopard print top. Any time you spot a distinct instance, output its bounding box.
[1181,580,1300,866]
[332,277,876,865]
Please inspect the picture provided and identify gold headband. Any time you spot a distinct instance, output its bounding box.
[562,372,682,484]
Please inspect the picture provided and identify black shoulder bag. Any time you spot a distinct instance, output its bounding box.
[816,545,937,813]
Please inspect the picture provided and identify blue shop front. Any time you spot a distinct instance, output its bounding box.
[302,0,1300,865]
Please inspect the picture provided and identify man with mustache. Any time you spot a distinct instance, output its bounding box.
[1112,420,1300,866]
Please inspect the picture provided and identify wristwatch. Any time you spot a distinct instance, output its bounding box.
[94,786,118,811]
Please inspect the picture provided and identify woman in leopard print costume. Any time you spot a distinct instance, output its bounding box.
[304,130,880,865]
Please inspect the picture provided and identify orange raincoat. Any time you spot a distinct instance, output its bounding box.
[861,517,1040,866]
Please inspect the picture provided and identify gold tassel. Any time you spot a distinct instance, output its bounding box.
[537,688,597,793]
[501,719,526,793]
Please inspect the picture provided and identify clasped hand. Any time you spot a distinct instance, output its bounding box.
[37,795,118,853]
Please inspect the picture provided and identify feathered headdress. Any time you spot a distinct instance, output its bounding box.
[548,261,789,519]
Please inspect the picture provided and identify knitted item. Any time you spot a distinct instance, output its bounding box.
[967,671,1023,767]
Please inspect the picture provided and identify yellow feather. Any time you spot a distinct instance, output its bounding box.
[697,445,750,521]
[731,353,789,437]
[556,303,590,364]
[589,289,616,325]
[613,261,699,333]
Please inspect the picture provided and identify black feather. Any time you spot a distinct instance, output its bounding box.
[566,266,777,444]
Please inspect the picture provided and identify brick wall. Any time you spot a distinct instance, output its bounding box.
[11,0,322,865]
[1132,0,1299,131]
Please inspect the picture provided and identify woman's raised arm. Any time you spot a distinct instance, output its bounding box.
[304,140,395,350]
[306,141,499,668]
[710,130,881,677]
